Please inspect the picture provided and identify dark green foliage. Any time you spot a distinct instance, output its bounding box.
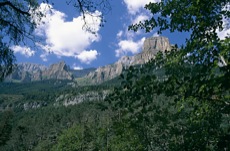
[0,42,15,82]
[0,1,229,150]
[0,110,13,147]
[109,0,230,150]
[52,111,112,151]
[0,0,44,81]
[106,52,230,150]
[130,0,229,39]
[0,101,107,150]
[0,80,71,111]
[0,79,115,150]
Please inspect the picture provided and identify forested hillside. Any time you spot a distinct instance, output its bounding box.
[0,80,115,150]
[0,0,229,150]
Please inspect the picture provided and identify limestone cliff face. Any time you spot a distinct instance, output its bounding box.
[6,61,73,82]
[84,36,171,84]
[42,61,73,80]
[6,63,46,82]
[54,89,110,106]
[143,36,171,53]
[85,62,124,84]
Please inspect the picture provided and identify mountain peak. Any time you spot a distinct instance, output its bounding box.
[143,36,171,53]
[49,61,68,71]
[6,61,73,82]
[42,61,73,80]
[81,36,172,84]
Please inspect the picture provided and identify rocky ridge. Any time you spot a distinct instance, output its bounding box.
[82,36,171,84]
[6,61,74,82]
[54,89,110,106]
[42,61,73,80]
[5,36,171,84]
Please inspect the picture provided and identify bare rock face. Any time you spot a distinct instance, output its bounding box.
[42,61,73,80]
[6,61,73,82]
[6,63,46,82]
[83,36,171,84]
[143,36,171,53]
[86,63,123,84]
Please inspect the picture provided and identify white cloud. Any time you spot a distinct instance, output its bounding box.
[114,1,158,58]
[76,50,99,64]
[217,18,230,40]
[35,3,101,63]
[132,14,149,24]
[218,29,230,40]
[153,32,159,37]
[123,0,160,15]
[117,30,123,39]
[11,46,35,57]
[115,37,145,57]
[217,4,230,40]
[131,14,150,35]
[40,53,48,62]
[72,63,83,70]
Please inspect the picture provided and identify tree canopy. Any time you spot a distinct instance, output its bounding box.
[0,0,40,81]
[106,0,230,150]
[0,0,229,150]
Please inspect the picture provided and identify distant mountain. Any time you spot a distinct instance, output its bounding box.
[41,61,73,80]
[5,36,172,84]
[6,61,74,82]
[70,68,96,78]
[80,36,172,84]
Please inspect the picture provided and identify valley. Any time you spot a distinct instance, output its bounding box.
[0,36,229,150]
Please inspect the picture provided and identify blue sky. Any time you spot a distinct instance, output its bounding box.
[12,0,229,70]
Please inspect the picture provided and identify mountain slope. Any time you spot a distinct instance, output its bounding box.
[5,61,74,82]
[80,36,171,84]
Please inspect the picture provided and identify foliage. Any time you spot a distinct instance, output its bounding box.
[106,0,230,150]
[67,0,111,32]
[106,47,229,150]
[0,43,15,81]
[0,110,13,147]
[0,0,229,150]
[0,80,71,111]
[52,114,111,151]
[0,79,115,150]
[130,0,229,38]
[0,0,41,81]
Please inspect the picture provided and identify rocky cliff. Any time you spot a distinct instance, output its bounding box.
[82,36,171,84]
[6,36,171,84]
[54,89,110,106]
[42,61,73,80]
[6,61,74,82]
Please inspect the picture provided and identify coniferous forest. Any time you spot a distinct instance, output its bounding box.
[0,0,230,150]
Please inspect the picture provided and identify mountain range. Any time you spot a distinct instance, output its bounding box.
[5,36,172,84]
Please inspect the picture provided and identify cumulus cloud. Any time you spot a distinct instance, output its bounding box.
[115,38,145,57]
[114,1,158,58]
[114,1,161,58]
[11,46,35,57]
[35,3,101,63]
[132,14,149,24]
[72,63,83,70]
[123,0,160,15]
[76,50,99,64]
